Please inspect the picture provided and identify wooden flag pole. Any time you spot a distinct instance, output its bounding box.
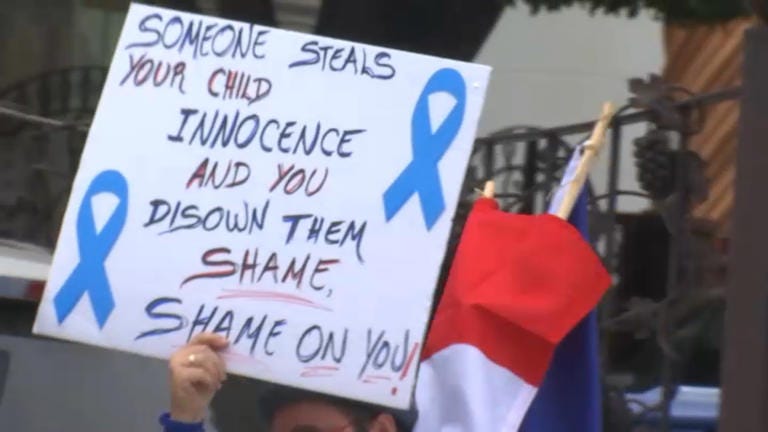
[553,102,616,220]
[478,102,614,212]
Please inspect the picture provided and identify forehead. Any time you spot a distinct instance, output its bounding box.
[270,400,352,432]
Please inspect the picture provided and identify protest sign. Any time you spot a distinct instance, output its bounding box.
[32,2,491,409]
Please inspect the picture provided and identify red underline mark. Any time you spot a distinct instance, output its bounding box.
[366,375,392,380]
[301,365,339,378]
[362,375,392,384]
[217,289,333,312]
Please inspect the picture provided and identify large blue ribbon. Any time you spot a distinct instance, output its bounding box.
[383,68,467,230]
[53,169,128,328]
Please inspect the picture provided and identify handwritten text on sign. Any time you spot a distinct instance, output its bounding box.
[32,3,490,409]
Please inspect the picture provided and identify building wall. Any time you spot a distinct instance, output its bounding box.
[474,6,665,213]
[663,18,751,235]
[0,0,122,88]
[0,0,76,87]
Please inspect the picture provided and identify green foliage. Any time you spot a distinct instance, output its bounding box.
[504,0,751,22]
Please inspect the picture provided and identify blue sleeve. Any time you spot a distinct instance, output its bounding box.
[158,412,205,432]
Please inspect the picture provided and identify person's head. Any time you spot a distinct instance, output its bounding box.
[263,387,398,432]
[211,376,410,432]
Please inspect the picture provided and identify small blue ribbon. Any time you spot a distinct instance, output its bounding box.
[53,169,129,328]
[383,68,467,230]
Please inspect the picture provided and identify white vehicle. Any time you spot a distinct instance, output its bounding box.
[0,240,179,431]
[0,239,51,296]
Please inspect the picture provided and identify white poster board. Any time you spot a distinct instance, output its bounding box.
[33,3,491,409]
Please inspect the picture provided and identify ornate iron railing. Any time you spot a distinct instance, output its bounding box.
[445,77,738,431]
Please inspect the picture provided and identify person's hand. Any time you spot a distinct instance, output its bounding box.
[169,332,229,422]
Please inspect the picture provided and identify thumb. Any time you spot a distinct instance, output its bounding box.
[190,332,230,350]
[210,334,230,350]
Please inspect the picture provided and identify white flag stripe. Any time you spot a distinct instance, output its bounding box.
[414,344,538,432]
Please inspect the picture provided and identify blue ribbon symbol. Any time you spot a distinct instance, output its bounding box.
[53,169,129,328]
[383,68,467,230]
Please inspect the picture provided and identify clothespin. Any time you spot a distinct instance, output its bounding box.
[482,180,495,199]
[473,180,495,200]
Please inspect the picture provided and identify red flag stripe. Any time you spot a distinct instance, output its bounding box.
[422,198,611,386]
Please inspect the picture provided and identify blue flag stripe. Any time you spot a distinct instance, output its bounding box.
[520,188,602,432]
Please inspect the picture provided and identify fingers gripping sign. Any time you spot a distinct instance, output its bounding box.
[170,333,229,423]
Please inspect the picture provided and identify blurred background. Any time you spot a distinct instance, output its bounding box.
[0,0,757,430]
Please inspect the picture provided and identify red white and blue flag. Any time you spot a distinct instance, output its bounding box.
[520,188,604,431]
[413,191,610,431]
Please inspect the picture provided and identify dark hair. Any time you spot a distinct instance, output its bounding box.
[209,375,267,432]
[260,385,376,432]
[210,376,415,432]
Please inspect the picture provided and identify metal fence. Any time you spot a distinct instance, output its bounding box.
[0,67,104,247]
[447,77,739,431]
